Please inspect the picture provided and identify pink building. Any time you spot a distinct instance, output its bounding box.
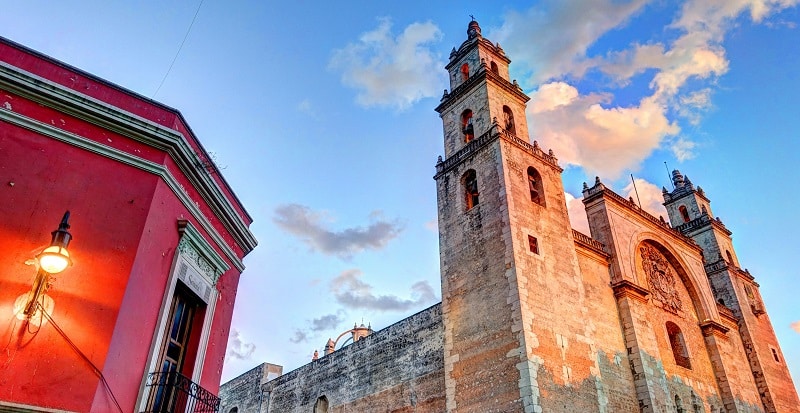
[0,36,256,412]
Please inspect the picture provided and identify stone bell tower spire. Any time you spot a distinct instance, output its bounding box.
[663,170,800,412]
[434,19,602,413]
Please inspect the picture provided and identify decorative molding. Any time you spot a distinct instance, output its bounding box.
[699,319,729,338]
[177,220,229,286]
[640,245,683,314]
[0,108,245,271]
[611,280,649,303]
[0,61,256,255]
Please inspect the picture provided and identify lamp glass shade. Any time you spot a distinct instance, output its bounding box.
[13,292,54,324]
[38,246,71,274]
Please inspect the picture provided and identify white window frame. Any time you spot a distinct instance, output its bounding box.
[135,220,230,411]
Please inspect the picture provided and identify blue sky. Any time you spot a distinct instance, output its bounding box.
[3,0,798,391]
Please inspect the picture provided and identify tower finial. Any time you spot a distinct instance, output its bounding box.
[467,19,481,39]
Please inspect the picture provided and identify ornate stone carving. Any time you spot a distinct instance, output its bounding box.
[178,236,221,285]
[640,245,682,314]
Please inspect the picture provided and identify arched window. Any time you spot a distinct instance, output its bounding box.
[502,106,516,135]
[679,205,690,222]
[490,61,499,74]
[460,63,469,81]
[725,250,734,264]
[463,170,479,210]
[228,408,238,413]
[527,167,545,206]
[314,396,329,413]
[666,322,691,369]
[461,109,474,142]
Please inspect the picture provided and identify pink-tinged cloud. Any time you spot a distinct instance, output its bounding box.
[495,0,797,178]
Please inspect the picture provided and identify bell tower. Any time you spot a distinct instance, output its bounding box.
[663,171,800,412]
[434,19,603,412]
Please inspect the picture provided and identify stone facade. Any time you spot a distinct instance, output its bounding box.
[221,305,445,413]
[220,20,799,413]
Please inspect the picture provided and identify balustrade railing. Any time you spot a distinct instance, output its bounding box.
[141,371,220,413]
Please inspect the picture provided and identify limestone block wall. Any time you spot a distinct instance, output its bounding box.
[574,245,640,412]
[219,363,269,413]
[499,137,639,412]
[261,304,445,413]
[436,139,526,412]
[584,188,767,412]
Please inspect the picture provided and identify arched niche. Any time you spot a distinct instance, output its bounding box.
[631,235,716,322]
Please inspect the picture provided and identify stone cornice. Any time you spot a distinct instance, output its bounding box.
[663,187,710,205]
[716,303,738,324]
[703,259,757,283]
[699,319,730,338]
[0,61,257,257]
[434,127,499,179]
[611,280,650,303]
[445,36,511,71]
[0,107,246,272]
[435,66,529,114]
[673,213,732,236]
[434,125,561,179]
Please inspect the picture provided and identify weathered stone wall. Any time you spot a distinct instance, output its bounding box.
[436,138,526,412]
[575,245,640,412]
[219,363,268,413]
[262,304,444,413]
[584,187,768,412]
[501,137,639,413]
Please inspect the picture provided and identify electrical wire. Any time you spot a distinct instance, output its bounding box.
[38,303,125,413]
[153,0,205,98]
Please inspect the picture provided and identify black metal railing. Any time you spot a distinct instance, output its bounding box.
[142,371,220,413]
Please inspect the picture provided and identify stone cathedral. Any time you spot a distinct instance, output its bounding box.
[220,20,799,413]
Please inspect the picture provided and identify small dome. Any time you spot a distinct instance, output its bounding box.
[467,19,481,39]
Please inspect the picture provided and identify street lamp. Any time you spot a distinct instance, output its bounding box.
[13,211,73,323]
[36,211,73,273]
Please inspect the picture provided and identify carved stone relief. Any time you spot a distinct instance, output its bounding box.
[178,236,221,285]
[640,244,683,314]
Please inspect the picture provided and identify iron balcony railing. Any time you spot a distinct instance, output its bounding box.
[142,371,220,413]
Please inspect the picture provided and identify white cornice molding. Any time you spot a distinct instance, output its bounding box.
[0,61,257,256]
[0,107,245,271]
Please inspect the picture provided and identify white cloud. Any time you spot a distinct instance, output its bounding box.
[493,0,648,84]
[329,18,446,110]
[330,269,437,312]
[499,0,797,178]
[226,329,256,361]
[273,204,403,259]
[529,83,679,178]
[792,320,800,334]
[669,136,698,162]
[678,88,713,125]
